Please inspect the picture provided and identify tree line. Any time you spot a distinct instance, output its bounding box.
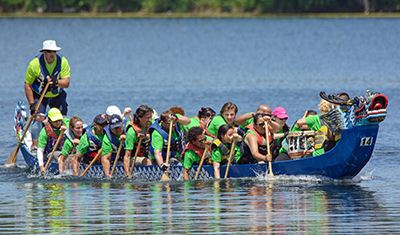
[1,0,399,14]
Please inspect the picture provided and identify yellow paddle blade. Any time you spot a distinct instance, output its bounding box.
[160,171,170,181]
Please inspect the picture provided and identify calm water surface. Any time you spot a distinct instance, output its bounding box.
[0,17,399,234]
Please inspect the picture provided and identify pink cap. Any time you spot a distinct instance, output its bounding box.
[272,107,289,119]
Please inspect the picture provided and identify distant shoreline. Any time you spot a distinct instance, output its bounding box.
[1,12,400,18]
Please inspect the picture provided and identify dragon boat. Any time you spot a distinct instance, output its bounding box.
[13,90,388,180]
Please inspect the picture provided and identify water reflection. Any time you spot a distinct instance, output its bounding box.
[2,178,393,233]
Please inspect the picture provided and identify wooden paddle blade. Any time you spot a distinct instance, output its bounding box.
[268,162,274,176]
[6,147,19,166]
[160,171,170,181]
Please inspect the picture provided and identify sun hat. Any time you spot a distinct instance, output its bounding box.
[93,114,108,125]
[48,108,63,122]
[272,107,289,119]
[109,114,123,129]
[105,105,122,116]
[39,40,61,52]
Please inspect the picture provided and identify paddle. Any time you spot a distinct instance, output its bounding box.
[43,129,65,173]
[160,119,174,181]
[265,121,274,177]
[129,137,143,177]
[195,144,210,180]
[224,139,237,179]
[6,82,50,166]
[110,139,124,177]
[80,149,102,177]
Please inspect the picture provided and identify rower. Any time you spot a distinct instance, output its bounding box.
[73,114,108,176]
[238,113,273,164]
[36,108,69,174]
[101,114,126,178]
[181,126,211,180]
[206,102,238,139]
[58,116,83,174]
[148,110,189,172]
[183,107,216,132]
[123,105,153,177]
[211,124,242,179]
[235,104,272,136]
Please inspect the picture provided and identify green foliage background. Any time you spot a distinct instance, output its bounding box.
[1,0,400,13]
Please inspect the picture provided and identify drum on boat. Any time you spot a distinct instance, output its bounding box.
[287,131,315,159]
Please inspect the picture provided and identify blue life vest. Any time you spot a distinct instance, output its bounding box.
[32,53,64,95]
[104,122,126,160]
[149,118,184,158]
[83,124,103,153]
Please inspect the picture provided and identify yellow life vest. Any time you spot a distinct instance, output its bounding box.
[314,124,327,150]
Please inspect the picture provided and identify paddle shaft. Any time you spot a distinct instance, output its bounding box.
[224,139,237,179]
[265,121,274,177]
[44,129,65,172]
[110,140,124,177]
[80,149,102,177]
[6,82,50,165]
[194,144,210,180]
[160,120,174,181]
[129,137,142,176]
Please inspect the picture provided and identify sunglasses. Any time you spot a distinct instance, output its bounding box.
[256,122,265,127]
[197,138,206,143]
[45,50,57,53]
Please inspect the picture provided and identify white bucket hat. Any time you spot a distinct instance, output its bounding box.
[39,40,61,52]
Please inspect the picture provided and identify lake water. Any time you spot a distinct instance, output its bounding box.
[0,17,399,234]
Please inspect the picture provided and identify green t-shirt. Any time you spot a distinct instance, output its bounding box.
[206,115,227,137]
[305,114,325,156]
[149,123,180,160]
[101,132,123,155]
[239,112,254,131]
[76,126,105,154]
[125,125,147,151]
[211,142,241,163]
[25,56,71,98]
[183,116,201,132]
[183,149,202,170]
[37,117,70,149]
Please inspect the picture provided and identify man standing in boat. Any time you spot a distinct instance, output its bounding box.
[24,40,71,154]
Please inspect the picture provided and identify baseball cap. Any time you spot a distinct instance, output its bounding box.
[48,108,63,122]
[272,107,289,119]
[93,114,108,125]
[109,114,123,129]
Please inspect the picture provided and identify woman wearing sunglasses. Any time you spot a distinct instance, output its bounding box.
[238,113,273,164]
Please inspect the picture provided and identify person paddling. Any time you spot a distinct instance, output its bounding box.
[239,113,273,164]
[73,114,108,176]
[235,104,272,136]
[181,126,212,180]
[211,124,242,179]
[149,110,189,173]
[58,116,83,174]
[123,105,153,177]
[183,107,216,132]
[36,108,69,174]
[205,102,238,139]
[101,114,126,178]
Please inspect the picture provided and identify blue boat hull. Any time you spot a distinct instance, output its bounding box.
[19,124,379,180]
